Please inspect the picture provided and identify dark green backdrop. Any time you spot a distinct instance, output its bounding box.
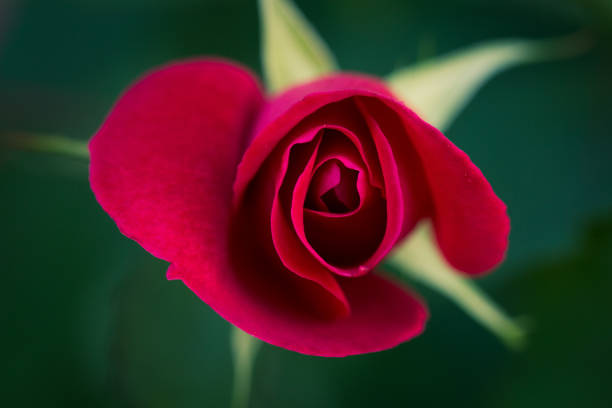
[2,0,611,407]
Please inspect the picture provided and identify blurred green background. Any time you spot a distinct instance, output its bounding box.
[1,0,611,406]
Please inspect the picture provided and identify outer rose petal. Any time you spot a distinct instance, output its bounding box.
[90,59,263,263]
[175,254,428,357]
[90,60,427,356]
[362,97,511,275]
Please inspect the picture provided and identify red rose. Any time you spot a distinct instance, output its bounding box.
[90,59,509,356]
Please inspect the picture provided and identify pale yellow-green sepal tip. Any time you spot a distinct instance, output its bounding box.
[231,326,261,408]
[388,222,528,350]
[387,32,591,132]
[259,0,338,93]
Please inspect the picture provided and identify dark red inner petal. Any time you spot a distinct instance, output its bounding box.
[290,127,389,271]
[305,159,360,214]
[303,192,387,268]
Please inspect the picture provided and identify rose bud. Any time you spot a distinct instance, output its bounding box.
[90,60,508,356]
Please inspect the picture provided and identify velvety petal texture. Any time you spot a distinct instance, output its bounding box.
[90,58,508,356]
[90,60,263,264]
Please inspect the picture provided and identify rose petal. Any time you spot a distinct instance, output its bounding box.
[306,158,360,213]
[90,59,263,267]
[363,97,511,275]
[176,245,428,356]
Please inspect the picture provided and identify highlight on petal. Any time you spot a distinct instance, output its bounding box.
[259,0,338,93]
[387,221,527,350]
[387,33,591,131]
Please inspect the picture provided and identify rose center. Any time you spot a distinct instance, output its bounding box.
[305,159,360,214]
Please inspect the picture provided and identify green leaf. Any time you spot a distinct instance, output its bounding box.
[259,0,338,93]
[230,326,261,408]
[387,33,590,131]
[386,221,527,350]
